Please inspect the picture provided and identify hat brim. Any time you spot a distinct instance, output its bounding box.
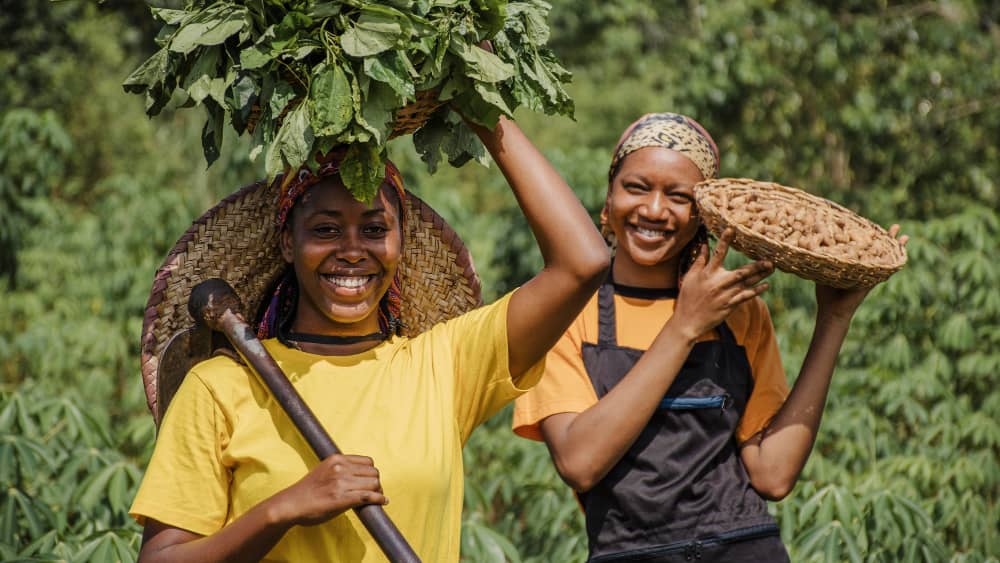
[140,179,482,425]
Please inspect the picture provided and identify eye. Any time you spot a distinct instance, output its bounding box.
[311,224,341,237]
[363,224,389,237]
[623,182,649,193]
[668,193,694,205]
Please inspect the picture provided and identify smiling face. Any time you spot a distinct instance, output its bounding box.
[280,177,403,336]
[602,147,706,288]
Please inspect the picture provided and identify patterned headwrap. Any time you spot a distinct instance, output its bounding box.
[604,113,720,277]
[608,112,720,183]
[257,149,407,341]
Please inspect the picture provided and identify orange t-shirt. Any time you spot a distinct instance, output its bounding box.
[513,288,789,444]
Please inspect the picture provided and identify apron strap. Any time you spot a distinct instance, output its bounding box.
[597,281,618,347]
[716,319,737,344]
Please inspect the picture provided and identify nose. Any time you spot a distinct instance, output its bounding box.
[640,192,672,222]
[335,230,367,263]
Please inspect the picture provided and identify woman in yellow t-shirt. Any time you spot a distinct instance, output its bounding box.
[129,115,609,562]
[513,112,908,562]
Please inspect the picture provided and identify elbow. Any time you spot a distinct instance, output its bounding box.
[570,246,611,292]
[750,474,796,501]
[552,455,603,494]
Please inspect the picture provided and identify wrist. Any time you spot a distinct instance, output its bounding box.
[262,492,297,529]
[661,318,701,349]
[815,306,856,326]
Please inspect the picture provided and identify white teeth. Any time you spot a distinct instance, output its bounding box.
[635,227,666,238]
[324,275,371,288]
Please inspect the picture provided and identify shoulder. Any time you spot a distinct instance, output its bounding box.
[182,353,255,400]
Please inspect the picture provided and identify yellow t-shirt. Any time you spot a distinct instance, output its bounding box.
[513,290,788,444]
[130,291,543,562]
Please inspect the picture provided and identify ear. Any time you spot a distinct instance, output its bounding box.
[280,228,295,264]
[600,188,611,226]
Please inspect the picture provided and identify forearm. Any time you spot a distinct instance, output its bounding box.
[745,313,852,498]
[139,498,294,563]
[470,116,608,276]
[543,323,697,491]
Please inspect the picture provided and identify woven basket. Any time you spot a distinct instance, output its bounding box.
[693,178,906,289]
[140,179,481,426]
[246,89,445,139]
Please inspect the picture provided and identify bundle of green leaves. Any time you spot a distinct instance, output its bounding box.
[123,0,573,202]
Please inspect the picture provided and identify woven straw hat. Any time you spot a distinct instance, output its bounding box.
[140,178,482,425]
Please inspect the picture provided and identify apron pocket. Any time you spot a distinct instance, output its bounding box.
[658,393,731,411]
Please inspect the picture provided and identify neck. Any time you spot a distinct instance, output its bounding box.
[283,318,388,356]
[289,338,387,355]
[612,256,679,288]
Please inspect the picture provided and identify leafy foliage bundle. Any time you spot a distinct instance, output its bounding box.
[123,0,573,202]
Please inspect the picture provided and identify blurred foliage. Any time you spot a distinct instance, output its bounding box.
[1,0,998,561]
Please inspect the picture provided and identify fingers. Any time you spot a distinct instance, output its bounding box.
[732,282,770,304]
[733,260,773,285]
[888,223,910,247]
[709,228,735,269]
[687,241,711,272]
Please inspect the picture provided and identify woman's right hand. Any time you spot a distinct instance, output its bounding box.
[671,228,774,343]
[271,454,387,527]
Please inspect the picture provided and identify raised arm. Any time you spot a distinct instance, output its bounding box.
[468,116,609,380]
[539,232,773,491]
[740,225,909,500]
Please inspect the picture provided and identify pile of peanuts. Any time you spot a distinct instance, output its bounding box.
[712,190,898,266]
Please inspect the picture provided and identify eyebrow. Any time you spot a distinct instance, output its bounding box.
[620,172,652,184]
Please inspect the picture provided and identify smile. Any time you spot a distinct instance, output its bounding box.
[324,275,373,288]
[320,274,377,295]
[628,224,671,241]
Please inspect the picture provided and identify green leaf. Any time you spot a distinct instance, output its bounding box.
[309,2,343,20]
[150,7,190,26]
[240,45,274,70]
[507,2,549,45]
[170,6,248,55]
[265,102,314,178]
[361,81,400,144]
[364,51,417,100]
[182,46,221,91]
[122,46,170,93]
[201,102,225,168]
[341,6,411,58]
[452,39,514,83]
[229,73,258,133]
[310,64,354,137]
[340,143,383,204]
[470,0,507,40]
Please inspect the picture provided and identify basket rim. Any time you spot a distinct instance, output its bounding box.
[693,178,907,285]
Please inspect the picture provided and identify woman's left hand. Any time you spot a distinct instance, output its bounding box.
[815,224,909,321]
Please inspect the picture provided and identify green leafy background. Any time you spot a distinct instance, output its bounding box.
[2,1,998,561]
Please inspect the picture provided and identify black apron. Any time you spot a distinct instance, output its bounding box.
[580,281,789,562]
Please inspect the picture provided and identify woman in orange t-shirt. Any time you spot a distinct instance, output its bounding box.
[513,113,907,562]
